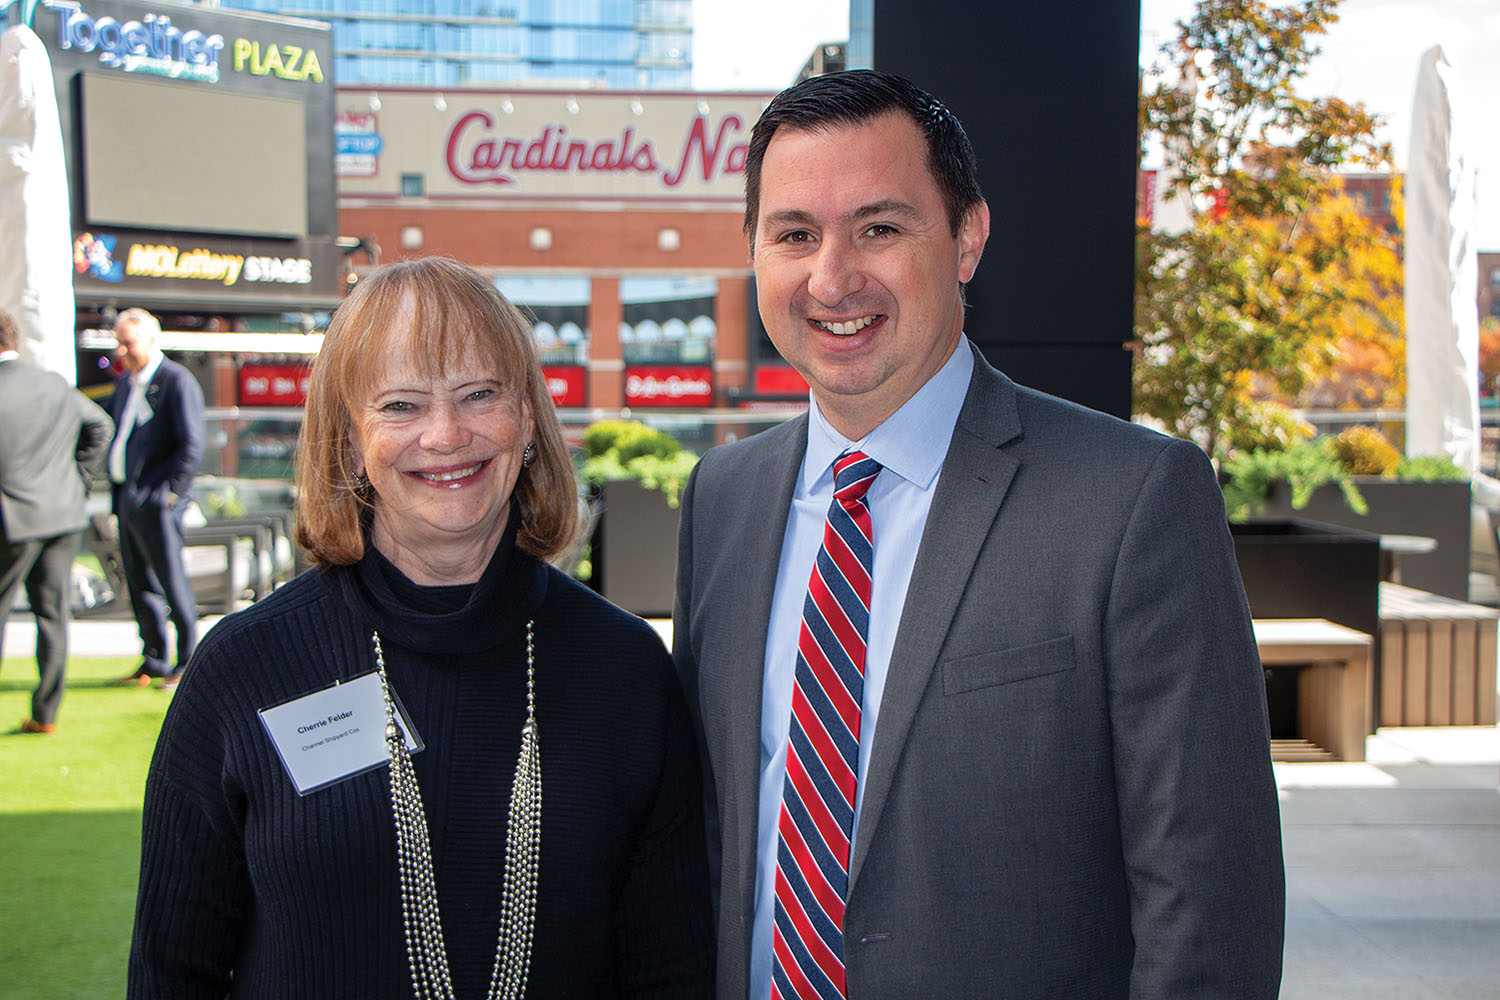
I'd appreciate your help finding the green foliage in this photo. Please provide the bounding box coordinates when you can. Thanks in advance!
[580,419,681,463]
[1220,437,1366,520]
[1395,454,1468,482]
[1224,400,1315,453]
[1220,432,1470,520]
[578,420,698,508]
[200,483,246,520]
[1135,0,1397,458]
[1332,425,1400,477]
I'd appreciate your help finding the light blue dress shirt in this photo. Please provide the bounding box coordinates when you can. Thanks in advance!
[747,338,975,999]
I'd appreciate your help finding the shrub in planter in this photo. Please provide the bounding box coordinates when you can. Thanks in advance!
[1222,427,1471,600]
[579,419,698,508]
[1221,428,1465,522]
[574,420,700,615]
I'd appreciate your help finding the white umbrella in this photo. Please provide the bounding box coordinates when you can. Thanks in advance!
[1404,45,1479,476]
[0,23,75,382]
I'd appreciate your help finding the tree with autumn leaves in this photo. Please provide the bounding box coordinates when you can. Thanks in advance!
[1135,0,1404,460]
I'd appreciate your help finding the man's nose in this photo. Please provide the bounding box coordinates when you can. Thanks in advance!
[808,242,865,306]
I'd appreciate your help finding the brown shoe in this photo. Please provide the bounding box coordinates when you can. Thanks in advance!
[19,718,57,734]
[109,668,156,688]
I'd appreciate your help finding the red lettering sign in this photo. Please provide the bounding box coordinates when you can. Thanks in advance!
[445,111,747,190]
[239,364,311,406]
[542,365,587,407]
[624,365,714,408]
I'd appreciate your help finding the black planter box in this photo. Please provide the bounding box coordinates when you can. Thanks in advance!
[1259,479,1472,601]
[590,480,679,619]
[1231,518,1383,735]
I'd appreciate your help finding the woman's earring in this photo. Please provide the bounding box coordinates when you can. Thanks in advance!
[521,442,537,469]
[353,471,371,492]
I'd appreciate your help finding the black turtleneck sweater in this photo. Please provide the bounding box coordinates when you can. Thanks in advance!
[128,521,714,998]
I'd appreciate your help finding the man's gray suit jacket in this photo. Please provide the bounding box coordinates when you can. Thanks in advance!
[0,359,114,543]
[672,346,1285,998]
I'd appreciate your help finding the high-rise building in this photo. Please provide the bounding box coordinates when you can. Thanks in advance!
[210,0,691,88]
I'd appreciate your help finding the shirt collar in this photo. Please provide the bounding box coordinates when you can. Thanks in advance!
[802,335,975,493]
[132,351,163,387]
[0,351,18,363]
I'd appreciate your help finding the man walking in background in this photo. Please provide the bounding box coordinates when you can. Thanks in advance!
[0,308,114,733]
[105,308,205,689]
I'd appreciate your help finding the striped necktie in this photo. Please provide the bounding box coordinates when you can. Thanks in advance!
[772,449,881,1000]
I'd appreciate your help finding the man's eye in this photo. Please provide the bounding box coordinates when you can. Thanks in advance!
[779,230,813,244]
[866,224,898,237]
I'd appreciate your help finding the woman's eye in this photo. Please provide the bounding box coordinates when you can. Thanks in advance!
[379,400,413,413]
[467,388,496,402]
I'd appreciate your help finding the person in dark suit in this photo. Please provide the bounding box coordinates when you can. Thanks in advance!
[105,308,205,689]
[672,70,1285,999]
[0,308,114,733]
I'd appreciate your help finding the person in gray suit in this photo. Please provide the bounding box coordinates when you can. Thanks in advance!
[104,308,205,688]
[672,71,1285,999]
[0,308,114,733]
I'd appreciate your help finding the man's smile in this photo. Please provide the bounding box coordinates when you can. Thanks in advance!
[813,315,881,336]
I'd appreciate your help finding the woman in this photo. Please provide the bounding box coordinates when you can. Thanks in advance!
[128,258,713,998]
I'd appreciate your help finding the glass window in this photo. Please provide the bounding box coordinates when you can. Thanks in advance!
[400,173,425,197]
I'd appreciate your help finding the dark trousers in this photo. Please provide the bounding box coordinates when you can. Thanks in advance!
[0,531,82,726]
[116,501,197,676]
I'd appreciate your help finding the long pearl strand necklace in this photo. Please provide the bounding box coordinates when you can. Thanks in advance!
[372,624,541,1000]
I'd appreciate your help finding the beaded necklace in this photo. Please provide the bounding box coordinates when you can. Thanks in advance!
[372,625,540,1000]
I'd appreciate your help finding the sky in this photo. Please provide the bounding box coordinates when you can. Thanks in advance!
[692,0,1500,248]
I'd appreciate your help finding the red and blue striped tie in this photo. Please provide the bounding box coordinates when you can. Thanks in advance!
[772,450,881,1000]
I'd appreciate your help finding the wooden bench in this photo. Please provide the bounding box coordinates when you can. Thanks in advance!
[1254,619,1372,762]
[1379,583,1498,727]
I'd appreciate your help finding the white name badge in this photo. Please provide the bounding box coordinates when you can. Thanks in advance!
[257,671,422,796]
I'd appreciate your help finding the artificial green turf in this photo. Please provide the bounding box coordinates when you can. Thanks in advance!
[0,654,172,1000]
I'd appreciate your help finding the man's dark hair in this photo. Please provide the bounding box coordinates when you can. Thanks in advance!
[0,309,18,352]
[743,69,984,244]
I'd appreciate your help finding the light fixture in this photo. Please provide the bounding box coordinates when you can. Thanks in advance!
[529,227,552,251]
[500,97,514,114]
[630,97,644,116]
[433,93,447,112]
[565,96,580,115]
[400,226,424,250]
[657,228,681,252]
[367,92,381,112]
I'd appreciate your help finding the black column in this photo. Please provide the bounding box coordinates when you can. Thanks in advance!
[873,1,1141,419]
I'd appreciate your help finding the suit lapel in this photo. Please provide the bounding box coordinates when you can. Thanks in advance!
[850,351,1023,887]
[720,417,807,909]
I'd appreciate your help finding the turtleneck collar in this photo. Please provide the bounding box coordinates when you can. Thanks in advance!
[337,508,548,655]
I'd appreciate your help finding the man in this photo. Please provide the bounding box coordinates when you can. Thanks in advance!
[105,308,205,688]
[0,309,114,733]
[672,71,1285,999]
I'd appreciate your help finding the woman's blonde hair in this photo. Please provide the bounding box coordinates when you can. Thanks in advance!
[294,257,578,565]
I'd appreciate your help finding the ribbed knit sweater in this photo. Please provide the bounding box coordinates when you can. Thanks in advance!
[128,521,714,998]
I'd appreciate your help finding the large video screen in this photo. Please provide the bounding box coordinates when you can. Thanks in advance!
[80,73,307,239]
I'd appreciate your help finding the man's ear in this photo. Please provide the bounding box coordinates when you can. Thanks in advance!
[958,201,990,284]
